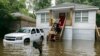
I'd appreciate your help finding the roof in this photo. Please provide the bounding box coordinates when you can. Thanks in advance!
[11,12,36,23]
[36,2,99,13]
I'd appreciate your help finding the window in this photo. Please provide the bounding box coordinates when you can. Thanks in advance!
[41,13,50,23]
[17,29,30,33]
[41,13,45,23]
[40,29,44,33]
[36,29,40,33]
[75,11,81,22]
[46,13,50,22]
[31,29,36,34]
[82,11,88,22]
[75,11,88,23]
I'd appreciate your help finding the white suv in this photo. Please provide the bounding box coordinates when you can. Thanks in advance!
[3,27,44,43]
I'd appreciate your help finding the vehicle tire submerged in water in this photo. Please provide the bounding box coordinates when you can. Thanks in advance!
[24,38,30,44]
[33,38,43,54]
[40,36,44,41]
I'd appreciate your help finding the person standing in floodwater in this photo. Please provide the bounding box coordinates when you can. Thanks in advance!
[33,38,44,55]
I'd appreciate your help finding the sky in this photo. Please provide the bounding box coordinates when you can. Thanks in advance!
[51,0,56,6]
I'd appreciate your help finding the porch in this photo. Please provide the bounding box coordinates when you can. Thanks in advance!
[47,8,74,41]
[49,8,74,26]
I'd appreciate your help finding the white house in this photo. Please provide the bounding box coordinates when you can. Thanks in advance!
[35,2,99,40]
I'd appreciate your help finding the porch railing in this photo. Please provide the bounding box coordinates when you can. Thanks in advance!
[55,19,72,26]
[59,18,66,39]
[96,25,100,40]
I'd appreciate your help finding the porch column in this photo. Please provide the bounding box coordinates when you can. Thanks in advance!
[69,8,74,26]
[49,10,54,26]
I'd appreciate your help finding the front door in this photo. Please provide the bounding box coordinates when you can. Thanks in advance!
[59,13,65,26]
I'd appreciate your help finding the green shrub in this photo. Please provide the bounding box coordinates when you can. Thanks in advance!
[96,14,100,27]
[0,9,14,38]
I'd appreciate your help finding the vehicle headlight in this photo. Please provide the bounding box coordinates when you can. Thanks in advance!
[16,37,22,40]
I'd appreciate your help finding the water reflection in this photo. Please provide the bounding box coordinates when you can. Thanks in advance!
[3,42,40,56]
[1,40,100,56]
[95,41,100,56]
[47,40,95,56]
[47,41,66,56]
[72,40,95,56]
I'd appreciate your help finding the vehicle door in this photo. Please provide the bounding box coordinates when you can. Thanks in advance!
[31,29,36,41]
[40,29,43,33]
[36,28,41,39]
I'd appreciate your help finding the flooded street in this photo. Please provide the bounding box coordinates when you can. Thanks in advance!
[0,40,100,56]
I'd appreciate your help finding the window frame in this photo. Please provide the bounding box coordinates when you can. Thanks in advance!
[36,29,40,33]
[31,29,36,34]
[45,13,50,23]
[41,13,50,23]
[40,29,44,33]
[41,13,45,23]
[75,11,88,23]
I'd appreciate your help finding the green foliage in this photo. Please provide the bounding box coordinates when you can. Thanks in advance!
[92,0,100,9]
[56,0,72,4]
[0,0,28,38]
[74,0,100,8]
[0,9,14,38]
[96,14,100,27]
[56,0,65,4]
[29,13,36,19]
[0,0,28,13]
[34,0,51,11]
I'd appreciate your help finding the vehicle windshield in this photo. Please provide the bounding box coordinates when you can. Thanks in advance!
[17,29,30,33]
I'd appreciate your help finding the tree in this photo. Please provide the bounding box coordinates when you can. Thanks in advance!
[56,0,65,4]
[0,0,28,14]
[96,14,100,27]
[0,0,28,38]
[92,0,100,9]
[34,0,51,11]
[0,9,14,38]
[56,0,72,4]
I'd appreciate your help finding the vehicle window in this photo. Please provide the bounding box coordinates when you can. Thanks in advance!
[36,29,40,33]
[40,29,44,33]
[31,29,36,34]
[17,29,30,33]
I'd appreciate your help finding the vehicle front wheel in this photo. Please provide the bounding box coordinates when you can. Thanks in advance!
[24,38,30,44]
[40,36,44,41]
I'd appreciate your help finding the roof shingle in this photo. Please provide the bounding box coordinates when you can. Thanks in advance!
[36,2,99,13]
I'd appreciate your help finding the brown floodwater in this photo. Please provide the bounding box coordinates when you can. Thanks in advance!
[0,39,100,56]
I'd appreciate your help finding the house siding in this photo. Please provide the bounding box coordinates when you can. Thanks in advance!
[63,27,72,40]
[73,29,95,40]
[73,10,96,29]
[72,10,96,40]
[36,13,49,28]
[36,10,96,40]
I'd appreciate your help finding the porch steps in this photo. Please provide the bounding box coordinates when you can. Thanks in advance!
[59,18,66,40]
[47,18,66,41]
[96,25,100,40]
